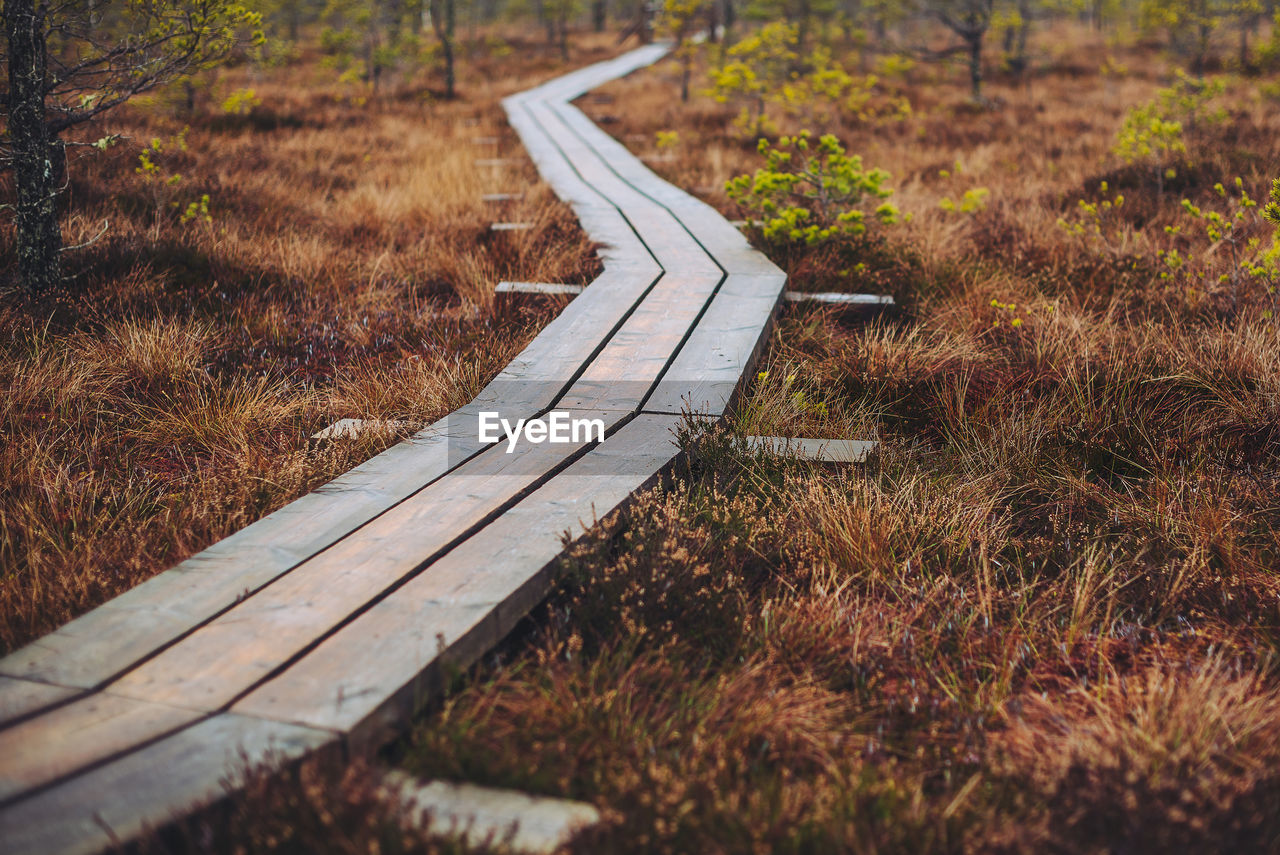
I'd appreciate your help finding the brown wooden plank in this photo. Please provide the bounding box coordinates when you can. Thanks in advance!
[558,273,723,413]
[105,413,620,713]
[643,272,786,417]
[0,713,334,855]
[0,693,203,803]
[519,98,718,276]
[232,415,682,744]
[383,772,601,854]
[746,436,878,462]
[0,676,80,728]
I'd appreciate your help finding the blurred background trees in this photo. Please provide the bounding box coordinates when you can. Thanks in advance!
[4,0,1280,294]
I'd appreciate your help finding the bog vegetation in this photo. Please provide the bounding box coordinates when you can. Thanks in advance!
[4,0,1280,852]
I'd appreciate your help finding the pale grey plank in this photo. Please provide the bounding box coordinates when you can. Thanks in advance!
[383,772,600,855]
[311,418,414,441]
[746,436,878,463]
[495,281,585,295]
[0,714,334,855]
[232,415,682,744]
[0,675,80,728]
[643,272,786,417]
[0,693,203,803]
[784,291,894,306]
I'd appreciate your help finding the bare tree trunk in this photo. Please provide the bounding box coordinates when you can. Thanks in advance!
[593,0,606,32]
[432,0,456,97]
[968,32,983,99]
[6,0,63,294]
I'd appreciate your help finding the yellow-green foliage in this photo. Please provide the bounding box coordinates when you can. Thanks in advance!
[134,128,214,228]
[726,132,902,245]
[708,22,798,136]
[658,0,705,44]
[940,187,990,215]
[710,31,910,136]
[1161,177,1280,316]
[1114,72,1226,172]
[874,53,916,79]
[1058,181,1126,245]
[220,87,261,115]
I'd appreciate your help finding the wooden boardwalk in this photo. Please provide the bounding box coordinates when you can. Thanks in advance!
[0,44,787,854]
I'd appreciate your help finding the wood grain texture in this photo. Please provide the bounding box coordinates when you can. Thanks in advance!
[0,714,334,855]
[0,693,203,803]
[0,676,79,728]
[784,291,894,306]
[495,281,585,295]
[643,272,786,417]
[746,436,878,463]
[232,415,682,745]
[106,417,612,712]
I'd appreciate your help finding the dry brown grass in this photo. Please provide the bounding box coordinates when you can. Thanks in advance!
[379,21,1280,854]
[8,19,1280,855]
[0,38,613,652]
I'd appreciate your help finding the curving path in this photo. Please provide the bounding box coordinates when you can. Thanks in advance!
[0,44,786,854]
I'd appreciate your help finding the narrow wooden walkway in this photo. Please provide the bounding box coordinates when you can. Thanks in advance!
[0,44,786,854]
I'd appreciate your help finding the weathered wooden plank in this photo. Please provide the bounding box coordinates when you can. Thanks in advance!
[481,192,523,202]
[503,103,655,270]
[495,281,585,295]
[518,98,718,276]
[0,413,473,691]
[383,773,601,854]
[0,714,334,855]
[490,222,533,231]
[558,273,724,413]
[643,272,786,417]
[746,436,878,463]
[0,693,203,803]
[0,41,720,855]
[311,418,414,441]
[784,291,894,307]
[547,107,776,276]
[232,415,682,743]
[106,413,619,713]
[0,676,80,728]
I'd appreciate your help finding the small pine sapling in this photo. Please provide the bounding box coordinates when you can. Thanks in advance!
[726,132,904,245]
